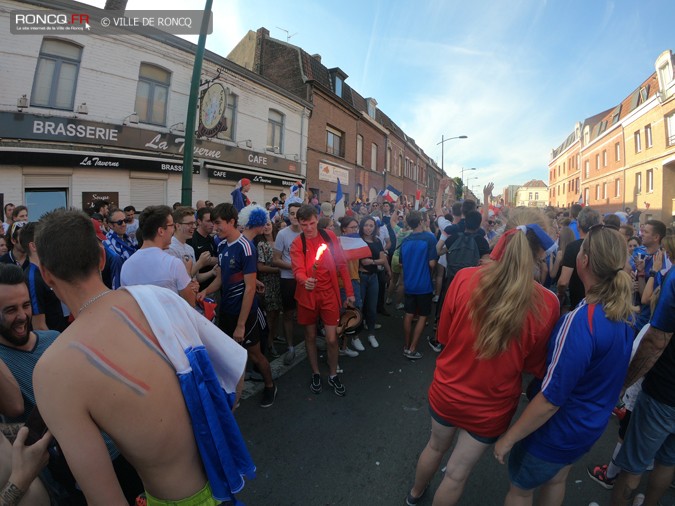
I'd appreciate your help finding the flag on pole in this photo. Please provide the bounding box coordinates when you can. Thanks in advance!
[339,234,372,261]
[415,189,421,210]
[577,193,585,207]
[381,185,401,203]
[334,178,346,220]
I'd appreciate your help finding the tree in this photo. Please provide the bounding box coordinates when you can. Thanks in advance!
[453,177,464,200]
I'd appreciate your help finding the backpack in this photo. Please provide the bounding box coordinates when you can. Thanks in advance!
[445,232,480,280]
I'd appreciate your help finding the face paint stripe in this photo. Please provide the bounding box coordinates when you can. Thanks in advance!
[110,306,172,368]
[69,341,150,396]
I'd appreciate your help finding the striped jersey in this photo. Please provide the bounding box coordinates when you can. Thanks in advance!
[218,234,258,316]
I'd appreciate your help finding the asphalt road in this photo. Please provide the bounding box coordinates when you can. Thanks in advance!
[233,305,675,506]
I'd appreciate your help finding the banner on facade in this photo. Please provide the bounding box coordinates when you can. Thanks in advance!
[206,165,305,188]
[318,162,349,184]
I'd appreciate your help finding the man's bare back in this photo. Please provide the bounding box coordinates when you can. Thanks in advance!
[34,290,207,505]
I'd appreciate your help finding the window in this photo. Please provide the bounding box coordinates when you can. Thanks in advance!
[535,192,539,200]
[216,91,238,141]
[267,109,284,152]
[367,99,377,119]
[398,154,403,177]
[326,126,343,157]
[563,162,566,174]
[596,154,600,170]
[371,143,378,171]
[334,76,342,98]
[386,146,391,173]
[529,192,533,201]
[602,182,607,199]
[615,142,621,162]
[603,150,607,167]
[667,112,675,147]
[595,185,600,200]
[576,178,580,193]
[562,183,565,194]
[636,172,642,194]
[615,178,620,197]
[645,124,652,148]
[634,131,642,153]
[584,160,590,178]
[611,105,622,125]
[31,38,83,110]
[356,135,363,166]
[647,169,654,192]
[135,63,171,125]
[25,188,68,219]
[584,188,589,205]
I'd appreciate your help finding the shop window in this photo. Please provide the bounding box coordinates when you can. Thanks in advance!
[25,188,68,218]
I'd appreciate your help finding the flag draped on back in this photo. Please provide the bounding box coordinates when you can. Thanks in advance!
[334,178,346,220]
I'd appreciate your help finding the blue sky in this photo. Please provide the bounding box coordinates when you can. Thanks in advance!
[83,0,675,194]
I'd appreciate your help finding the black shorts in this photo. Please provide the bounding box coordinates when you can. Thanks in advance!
[280,278,297,311]
[404,293,433,317]
[219,310,261,348]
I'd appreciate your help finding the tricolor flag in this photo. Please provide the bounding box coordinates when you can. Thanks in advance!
[382,184,401,203]
[577,193,585,207]
[339,234,372,261]
[415,189,422,210]
[334,178,346,220]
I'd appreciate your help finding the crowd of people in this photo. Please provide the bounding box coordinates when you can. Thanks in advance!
[0,176,674,506]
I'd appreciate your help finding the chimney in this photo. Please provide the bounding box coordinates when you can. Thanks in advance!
[104,0,128,10]
[311,54,321,63]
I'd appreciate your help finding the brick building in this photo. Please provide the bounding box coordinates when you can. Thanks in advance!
[228,27,442,206]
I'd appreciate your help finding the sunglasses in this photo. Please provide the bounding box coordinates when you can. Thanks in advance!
[111,220,125,226]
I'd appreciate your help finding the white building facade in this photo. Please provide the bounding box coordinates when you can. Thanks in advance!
[0,0,310,217]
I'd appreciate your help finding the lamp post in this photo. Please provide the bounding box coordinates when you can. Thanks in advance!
[436,135,468,177]
[461,167,477,189]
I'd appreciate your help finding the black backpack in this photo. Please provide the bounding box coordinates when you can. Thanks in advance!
[446,232,480,280]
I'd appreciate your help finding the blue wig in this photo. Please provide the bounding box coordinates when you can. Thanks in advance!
[239,204,269,229]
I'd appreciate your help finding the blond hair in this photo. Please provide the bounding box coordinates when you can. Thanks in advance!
[468,230,542,359]
[582,227,637,322]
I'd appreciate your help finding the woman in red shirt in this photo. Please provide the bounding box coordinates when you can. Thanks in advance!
[405,217,560,506]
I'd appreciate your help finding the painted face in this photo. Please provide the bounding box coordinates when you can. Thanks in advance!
[299,216,318,238]
[0,283,32,347]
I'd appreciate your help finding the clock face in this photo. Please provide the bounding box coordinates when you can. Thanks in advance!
[200,84,226,131]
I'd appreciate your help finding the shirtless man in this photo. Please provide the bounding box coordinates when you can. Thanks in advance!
[32,210,249,506]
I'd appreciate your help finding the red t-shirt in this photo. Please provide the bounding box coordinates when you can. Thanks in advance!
[428,266,560,438]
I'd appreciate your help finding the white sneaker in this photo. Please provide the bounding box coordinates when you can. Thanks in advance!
[351,338,365,351]
[339,347,359,357]
[385,297,392,305]
[364,323,382,330]
[368,335,379,348]
[396,303,405,310]
[432,295,439,303]
[632,493,645,506]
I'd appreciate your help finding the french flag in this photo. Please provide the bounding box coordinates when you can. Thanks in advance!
[334,178,346,220]
[339,234,372,261]
[382,185,401,203]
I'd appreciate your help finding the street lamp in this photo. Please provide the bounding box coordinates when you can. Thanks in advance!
[461,167,477,188]
[437,135,468,177]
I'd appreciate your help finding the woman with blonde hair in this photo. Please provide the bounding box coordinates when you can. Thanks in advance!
[404,224,560,506]
[495,225,635,506]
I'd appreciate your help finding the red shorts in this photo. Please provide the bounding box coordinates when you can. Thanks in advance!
[297,290,340,326]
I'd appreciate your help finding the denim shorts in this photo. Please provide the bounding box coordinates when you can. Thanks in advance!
[428,404,499,445]
[508,442,571,490]
[615,390,675,473]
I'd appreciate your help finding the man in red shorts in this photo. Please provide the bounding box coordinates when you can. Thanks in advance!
[290,205,354,396]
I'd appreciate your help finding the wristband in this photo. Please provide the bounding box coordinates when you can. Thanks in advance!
[648,270,657,278]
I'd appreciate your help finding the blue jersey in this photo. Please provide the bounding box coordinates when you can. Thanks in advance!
[522,301,632,463]
[218,235,258,316]
[399,231,437,295]
[643,269,675,405]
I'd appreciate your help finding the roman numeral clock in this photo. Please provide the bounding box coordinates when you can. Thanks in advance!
[197,83,228,138]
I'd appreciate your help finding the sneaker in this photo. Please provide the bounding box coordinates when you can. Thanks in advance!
[386,297,392,305]
[396,302,405,310]
[336,364,344,374]
[368,335,379,348]
[632,493,645,506]
[310,373,322,394]
[260,383,277,408]
[364,323,382,330]
[268,344,281,358]
[586,464,615,490]
[352,338,365,351]
[405,485,428,505]
[427,336,442,353]
[283,348,296,366]
[339,347,359,357]
[432,295,439,303]
[274,335,287,344]
[328,375,346,396]
[407,350,423,360]
[403,349,410,357]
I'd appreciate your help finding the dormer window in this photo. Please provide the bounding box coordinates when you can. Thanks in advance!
[335,76,343,98]
[367,98,377,119]
[655,50,673,93]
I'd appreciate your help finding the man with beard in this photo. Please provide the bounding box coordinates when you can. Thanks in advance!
[0,263,59,423]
